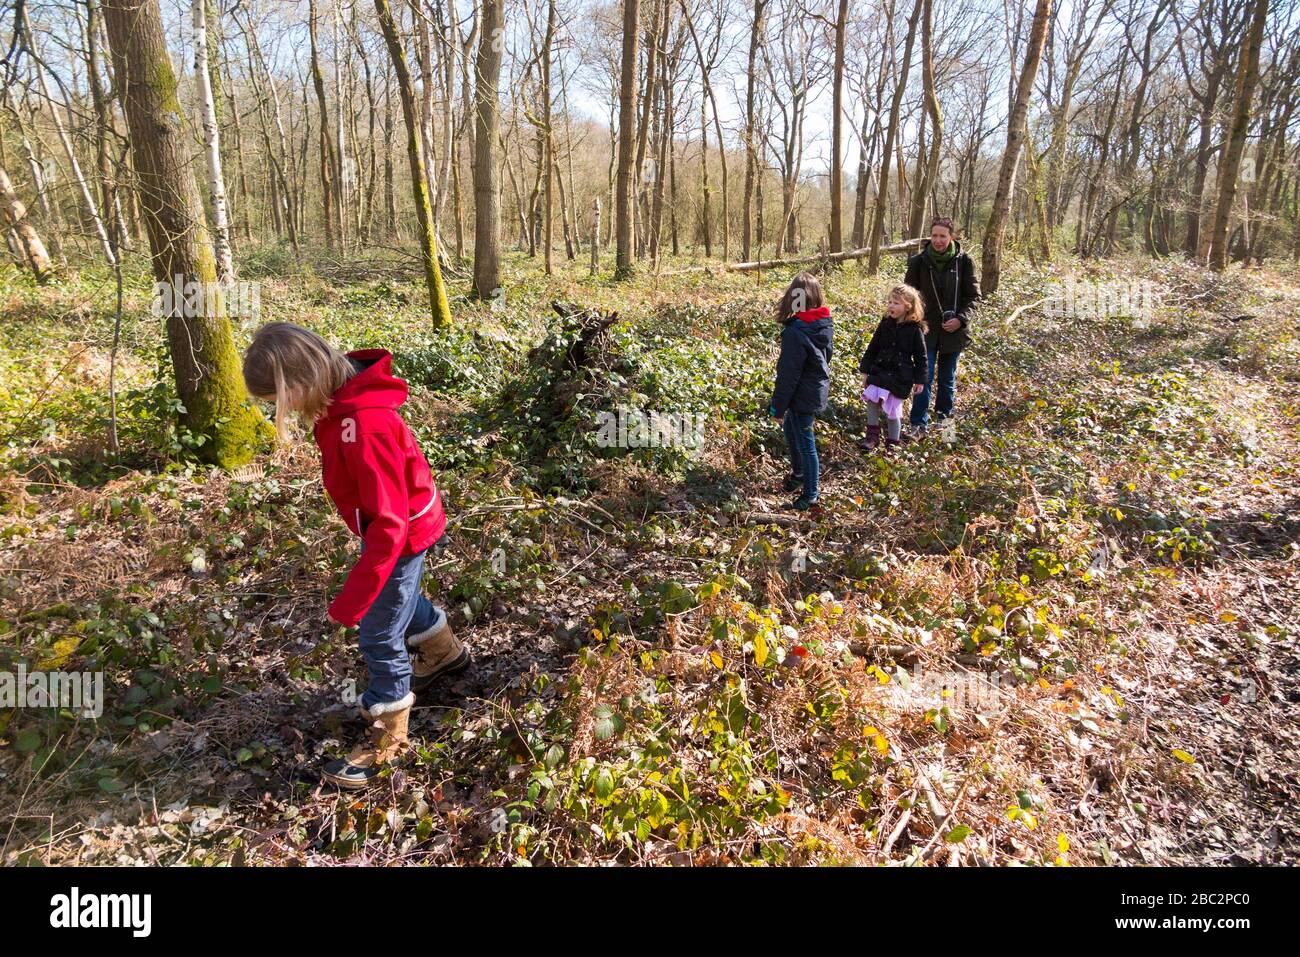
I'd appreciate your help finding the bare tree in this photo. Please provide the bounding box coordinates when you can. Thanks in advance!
[867,0,922,274]
[981,0,1053,294]
[1208,0,1269,270]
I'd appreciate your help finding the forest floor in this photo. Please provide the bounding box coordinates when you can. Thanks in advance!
[0,247,1296,866]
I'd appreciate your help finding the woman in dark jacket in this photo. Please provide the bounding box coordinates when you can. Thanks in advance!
[769,271,833,511]
[858,284,928,451]
[903,216,981,436]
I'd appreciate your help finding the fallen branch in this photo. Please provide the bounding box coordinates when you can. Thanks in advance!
[726,238,926,273]
[741,511,808,527]
[998,295,1052,329]
[882,791,917,856]
[650,238,927,277]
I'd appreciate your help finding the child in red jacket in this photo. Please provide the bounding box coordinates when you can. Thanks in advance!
[243,322,470,789]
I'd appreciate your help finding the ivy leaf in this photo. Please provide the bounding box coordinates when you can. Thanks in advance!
[544,744,565,769]
[593,705,622,741]
[944,825,973,843]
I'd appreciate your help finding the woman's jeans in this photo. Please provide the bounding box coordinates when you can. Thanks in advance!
[355,548,445,710]
[911,349,961,428]
[783,411,819,501]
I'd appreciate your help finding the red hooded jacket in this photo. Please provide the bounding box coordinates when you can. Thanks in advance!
[314,350,447,626]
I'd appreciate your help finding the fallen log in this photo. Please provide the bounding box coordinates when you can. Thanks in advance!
[725,238,926,273]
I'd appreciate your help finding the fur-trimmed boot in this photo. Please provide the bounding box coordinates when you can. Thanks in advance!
[856,424,882,451]
[408,608,470,693]
[321,692,414,790]
[883,436,902,454]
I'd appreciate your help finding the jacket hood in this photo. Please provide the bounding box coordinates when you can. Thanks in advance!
[324,349,409,417]
[795,305,831,323]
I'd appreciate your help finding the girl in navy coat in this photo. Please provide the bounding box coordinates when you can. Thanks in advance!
[769,272,834,511]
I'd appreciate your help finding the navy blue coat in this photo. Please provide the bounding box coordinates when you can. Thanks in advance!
[771,308,834,416]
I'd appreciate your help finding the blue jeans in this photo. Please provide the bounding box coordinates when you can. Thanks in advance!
[911,350,960,428]
[782,411,819,501]
[356,548,442,709]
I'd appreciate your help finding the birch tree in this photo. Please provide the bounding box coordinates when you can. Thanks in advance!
[0,165,55,281]
[194,0,235,282]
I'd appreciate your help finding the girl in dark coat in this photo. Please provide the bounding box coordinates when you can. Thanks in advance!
[858,284,928,451]
[769,272,834,511]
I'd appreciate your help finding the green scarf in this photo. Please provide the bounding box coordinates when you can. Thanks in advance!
[925,241,957,268]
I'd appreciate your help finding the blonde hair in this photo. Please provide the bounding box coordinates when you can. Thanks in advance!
[887,284,928,333]
[242,322,354,442]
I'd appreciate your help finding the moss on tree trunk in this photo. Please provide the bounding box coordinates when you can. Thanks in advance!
[103,0,270,468]
[374,0,452,328]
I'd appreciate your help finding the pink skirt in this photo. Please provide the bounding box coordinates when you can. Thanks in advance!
[862,384,905,420]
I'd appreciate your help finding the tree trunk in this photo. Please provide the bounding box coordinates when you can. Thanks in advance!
[308,0,337,250]
[981,0,1052,295]
[911,0,943,240]
[374,0,453,326]
[542,0,556,275]
[102,0,268,467]
[867,0,923,275]
[1208,0,1268,271]
[238,7,299,252]
[699,95,712,256]
[741,0,768,261]
[85,0,129,254]
[385,66,397,232]
[828,0,848,253]
[472,0,504,299]
[633,0,666,259]
[614,0,640,278]
[680,0,730,261]
[333,0,350,250]
[193,0,235,282]
[0,165,55,281]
